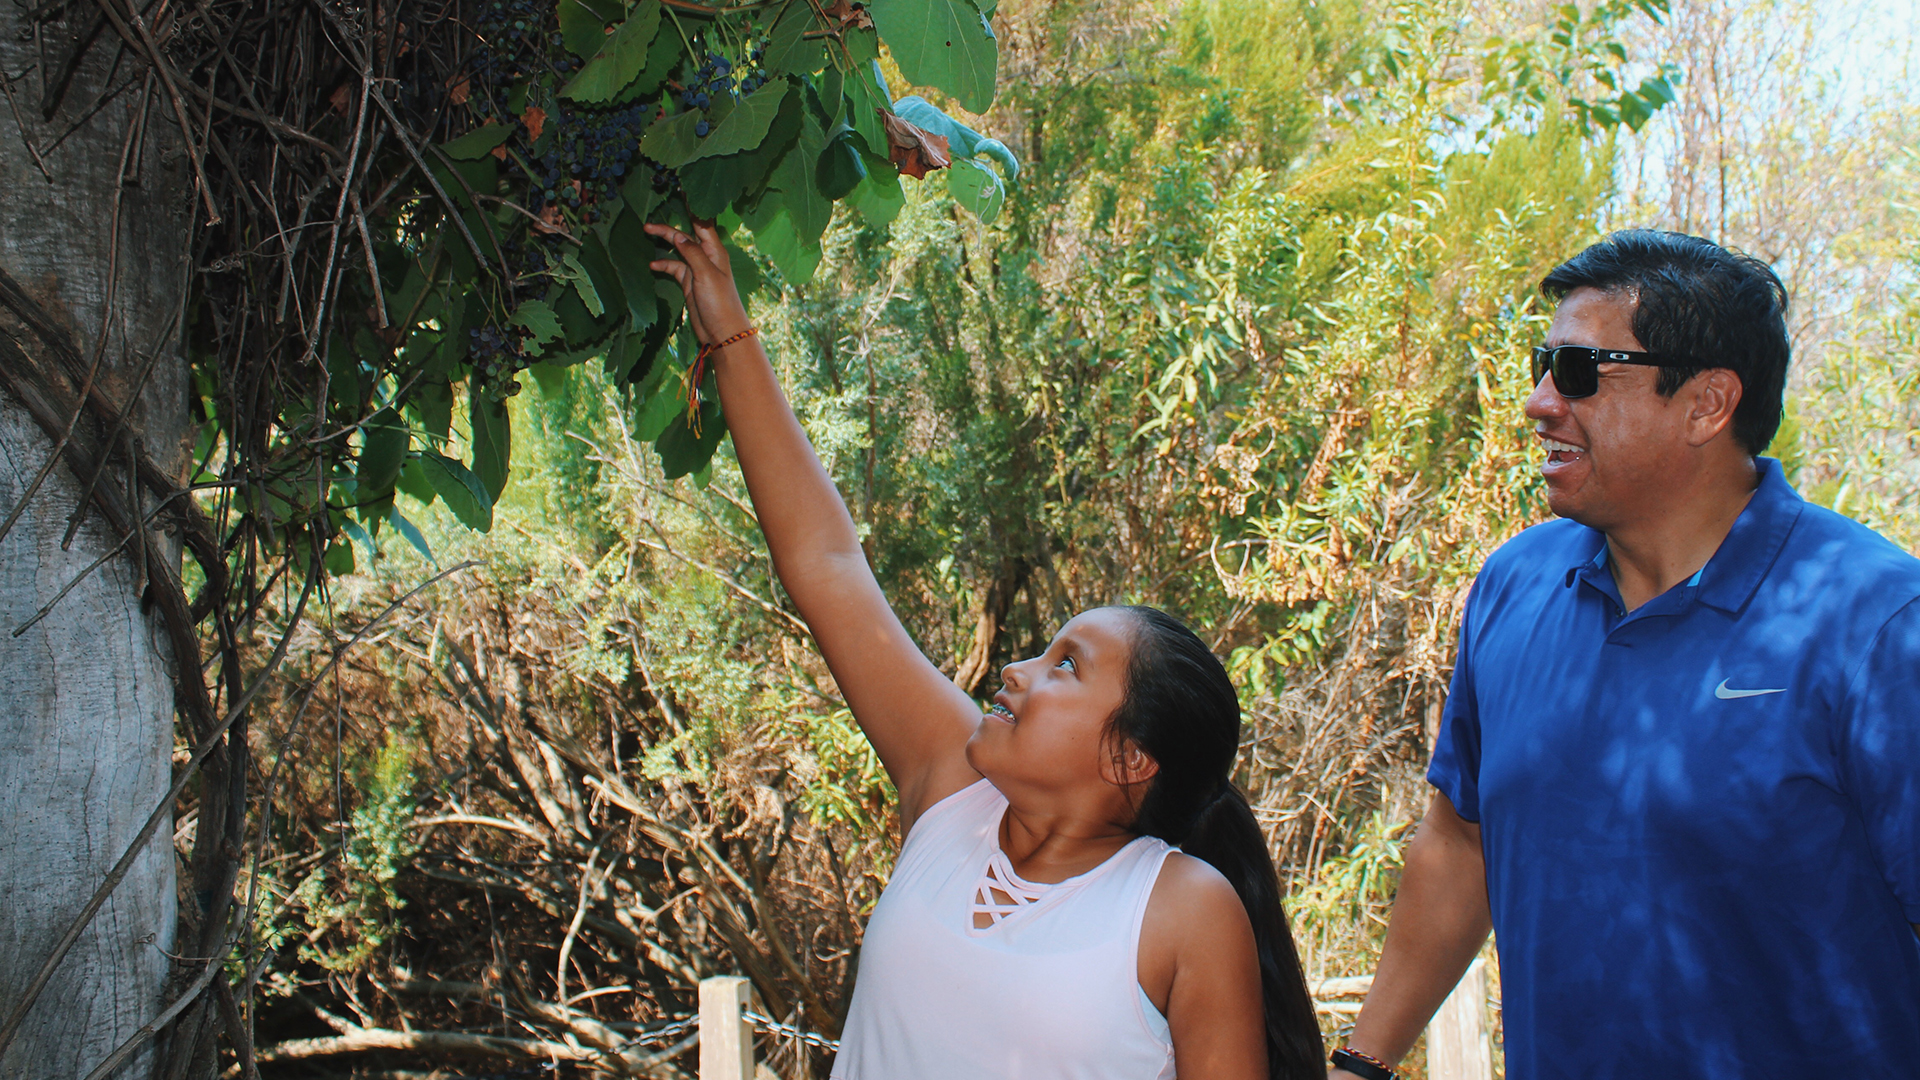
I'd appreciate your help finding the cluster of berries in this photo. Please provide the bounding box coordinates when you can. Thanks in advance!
[469,0,547,89]
[468,324,526,391]
[523,103,653,214]
[680,46,771,137]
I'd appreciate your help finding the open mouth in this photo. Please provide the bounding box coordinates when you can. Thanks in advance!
[987,695,1017,724]
[1540,437,1586,465]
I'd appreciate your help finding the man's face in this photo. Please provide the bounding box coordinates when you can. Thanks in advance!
[1525,286,1699,530]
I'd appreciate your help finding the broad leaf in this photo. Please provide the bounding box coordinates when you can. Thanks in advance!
[870,0,998,113]
[747,207,823,284]
[607,209,661,326]
[470,386,512,501]
[358,407,410,504]
[816,134,867,200]
[440,122,513,159]
[563,0,663,102]
[893,95,1020,180]
[641,81,791,170]
[946,157,1005,223]
[557,0,618,58]
[847,152,906,227]
[389,506,436,563]
[511,298,564,353]
[420,451,495,531]
[633,379,684,442]
[765,0,825,75]
[656,399,726,479]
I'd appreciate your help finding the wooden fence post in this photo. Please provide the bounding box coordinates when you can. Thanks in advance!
[1425,957,1492,1080]
[699,975,754,1080]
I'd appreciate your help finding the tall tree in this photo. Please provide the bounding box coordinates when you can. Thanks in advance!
[0,3,192,1077]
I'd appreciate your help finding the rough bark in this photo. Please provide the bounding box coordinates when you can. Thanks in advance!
[0,2,192,1075]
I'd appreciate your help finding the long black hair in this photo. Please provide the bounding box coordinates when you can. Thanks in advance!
[1108,606,1324,1080]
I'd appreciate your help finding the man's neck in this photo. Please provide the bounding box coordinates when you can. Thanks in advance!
[1605,457,1760,611]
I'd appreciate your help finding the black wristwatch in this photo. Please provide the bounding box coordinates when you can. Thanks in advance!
[1330,1047,1396,1080]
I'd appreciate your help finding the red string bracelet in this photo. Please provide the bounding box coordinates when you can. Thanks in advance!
[685,325,758,433]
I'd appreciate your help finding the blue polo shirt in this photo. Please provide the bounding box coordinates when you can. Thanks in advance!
[1430,458,1920,1078]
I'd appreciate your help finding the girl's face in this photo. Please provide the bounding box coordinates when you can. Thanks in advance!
[965,607,1138,796]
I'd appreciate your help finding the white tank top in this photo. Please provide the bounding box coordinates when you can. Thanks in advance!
[832,779,1178,1080]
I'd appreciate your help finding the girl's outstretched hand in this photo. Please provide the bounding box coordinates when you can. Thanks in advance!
[645,221,751,345]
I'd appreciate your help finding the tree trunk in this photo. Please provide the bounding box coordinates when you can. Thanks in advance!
[0,4,192,1076]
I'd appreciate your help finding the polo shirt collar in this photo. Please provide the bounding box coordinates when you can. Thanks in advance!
[1559,457,1804,615]
[1695,457,1803,614]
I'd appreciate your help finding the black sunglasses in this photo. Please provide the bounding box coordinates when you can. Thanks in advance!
[1530,345,1696,399]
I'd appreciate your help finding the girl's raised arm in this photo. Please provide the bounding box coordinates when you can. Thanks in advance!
[646,222,982,829]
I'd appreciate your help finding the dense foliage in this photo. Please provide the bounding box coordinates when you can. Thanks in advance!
[172,0,1920,1076]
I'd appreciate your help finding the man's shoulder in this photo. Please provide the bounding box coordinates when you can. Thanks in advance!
[1781,501,1920,606]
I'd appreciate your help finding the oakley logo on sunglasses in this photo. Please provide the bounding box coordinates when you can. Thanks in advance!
[1530,345,1697,399]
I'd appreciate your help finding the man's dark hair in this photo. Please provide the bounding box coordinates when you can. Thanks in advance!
[1541,229,1790,454]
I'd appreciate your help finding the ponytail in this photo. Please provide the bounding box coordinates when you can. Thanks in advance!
[1109,607,1325,1080]
[1180,784,1324,1080]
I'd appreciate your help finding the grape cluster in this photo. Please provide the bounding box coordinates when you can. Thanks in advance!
[522,103,652,215]
[470,0,549,91]
[468,324,525,392]
[678,46,771,137]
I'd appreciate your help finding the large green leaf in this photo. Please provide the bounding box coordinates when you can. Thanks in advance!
[746,207,823,284]
[420,451,495,531]
[847,152,906,227]
[870,0,997,113]
[945,157,1006,223]
[358,407,410,505]
[656,400,726,479]
[771,110,832,243]
[640,81,791,170]
[563,0,663,102]
[765,0,825,75]
[816,134,867,200]
[557,0,621,57]
[511,298,564,353]
[440,122,513,160]
[607,209,661,326]
[405,379,454,443]
[633,379,685,442]
[469,387,512,501]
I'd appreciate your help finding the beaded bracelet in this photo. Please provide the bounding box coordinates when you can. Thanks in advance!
[685,325,759,431]
[1330,1046,1396,1080]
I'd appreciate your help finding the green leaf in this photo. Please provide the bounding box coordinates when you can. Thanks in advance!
[771,108,833,242]
[847,61,892,161]
[406,380,454,443]
[608,208,661,326]
[656,399,725,479]
[870,0,998,113]
[558,251,605,317]
[746,207,822,284]
[945,157,1005,223]
[765,0,825,75]
[396,455,438,506]
[511,298,565,354]
[847,152,905,227]
[440,122,513,160]
[725,242,765,298]
[324,541,356,576]
[558,0,616,58]
[469,387,512,501]
[358,407,410,504]
[389,506,436,563]
[642,81,791,170]
[633,378,685,442]
[420,451,495,531]
[816,134,867,200]
[563,0,663,102]
[682,82,804,219]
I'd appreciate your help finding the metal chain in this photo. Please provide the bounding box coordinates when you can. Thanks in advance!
[743,1008,842,1052]
[629,1015,699,1047]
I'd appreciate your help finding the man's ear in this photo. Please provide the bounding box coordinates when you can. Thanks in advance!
[1685,368,1744,447]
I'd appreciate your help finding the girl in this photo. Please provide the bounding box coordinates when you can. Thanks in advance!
[647,221,1324,1080]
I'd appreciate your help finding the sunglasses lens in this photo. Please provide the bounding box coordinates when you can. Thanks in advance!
[1532,347,1598,397]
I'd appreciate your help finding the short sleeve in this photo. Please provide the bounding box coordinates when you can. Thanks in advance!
[1427,581,1485,822]
[1836,596,1920,922]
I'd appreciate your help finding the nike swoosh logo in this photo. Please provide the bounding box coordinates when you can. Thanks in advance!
[1714,679,1787,700]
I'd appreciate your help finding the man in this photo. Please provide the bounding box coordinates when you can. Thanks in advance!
[1328,230,1920,1080]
